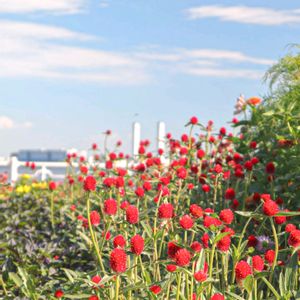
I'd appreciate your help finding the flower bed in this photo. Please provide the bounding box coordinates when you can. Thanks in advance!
[1,101,300,299]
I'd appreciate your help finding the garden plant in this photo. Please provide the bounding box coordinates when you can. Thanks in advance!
[0,51,300,300]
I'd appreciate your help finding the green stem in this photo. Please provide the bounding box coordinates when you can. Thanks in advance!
[176,273,182,300]
[231,217,252,284]
[87,196,105,273]
[50,193,55,230]
[115,275,120,300]
[269,218,279,282]
[208,243,217,296]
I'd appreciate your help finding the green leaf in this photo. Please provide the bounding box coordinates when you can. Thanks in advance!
[214,231,231,244]
[62,268,78,283]
[261,277,280,299]
[9,272,22,288]
[275,211,300,217]
[263,110,275,116]
[243,275,254,294]
[225,291,245,300]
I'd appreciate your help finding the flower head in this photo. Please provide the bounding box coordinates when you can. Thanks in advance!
[174,248,191,266]
[110,248,127,273]
[126,205,139,224]
[179,215,194,230]
[90,210,100,226]
[84,175,96,192]
[288,230,300,248]
[130,234,144,255]
[104,198,117,215]
[235,260,252,281]
[158,203,174,219]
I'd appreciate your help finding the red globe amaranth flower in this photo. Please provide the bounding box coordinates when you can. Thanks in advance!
[126,205,139,224]
[247,235,257,247]
[265,249,275,265]
[49,181,57,191]
[167,242,181,259]
[274,213,286,225]
[166,264,177,272]
[190,116,198,125]
[263,200,279,216]
[91,275,101,284]
[89,296,99,300]
[216,235,231,252]
[135,187,145,197]
[102,230,111,240]
[110,248,127,273]
[113,235,126,248]
[158,203,174,219]
[235,260,252,281]
[210,293,225,300]
[202,184,210,193]
[177,167,187,179]
[219,209,234,224]
[252,255,264,272]
[190,204,203,218]
[249,141,257,149]
[175,248,191,266]
[130,234,144,255]
[201,233,210,248]
[150,285,161,294]
[179,215,194,230]
[191,241,202,253]
[194,270,207,282]
[285,224,297,233]
[84,175,96,192]
[219,127,226,135]
[222,225,234,235]
[120,200,129,210]
[225,188,235,200]
[104,198,118,215]
[288,230,300,248]
[197,149,205,159]
[203,216,222,228]
[90,210,100,226]
[265,162,275,174]
[54,290,64,298]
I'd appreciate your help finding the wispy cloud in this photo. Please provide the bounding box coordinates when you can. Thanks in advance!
[0,19,274,83]
[0,20,149,85]
[0,116,33,129]
[185,5,300,26]
[183,67,263,79]
[136,48,273,80]
[0,0,86,14]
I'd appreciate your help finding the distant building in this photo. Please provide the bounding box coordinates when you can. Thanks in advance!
[15,150,67,162]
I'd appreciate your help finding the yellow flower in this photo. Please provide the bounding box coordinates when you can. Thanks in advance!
[23,185,31,193]
[16,185,24,194]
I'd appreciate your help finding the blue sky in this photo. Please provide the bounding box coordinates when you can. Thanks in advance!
[0,0,299,156]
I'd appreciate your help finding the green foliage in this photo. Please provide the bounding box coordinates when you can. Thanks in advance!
[236,47,300,209]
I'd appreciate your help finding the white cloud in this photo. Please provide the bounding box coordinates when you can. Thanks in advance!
[23,121,33,128]
[0,20,274,83]
[0,20,92,41]
[0,116,14,129]
[180,49,274,65]
[183,67,263,79]
[0,116,33,129]
[135,48,273,79]
[0,0,86,14]
[99,1,109,8]
[0,20,149,85]
[185,5,300,26]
